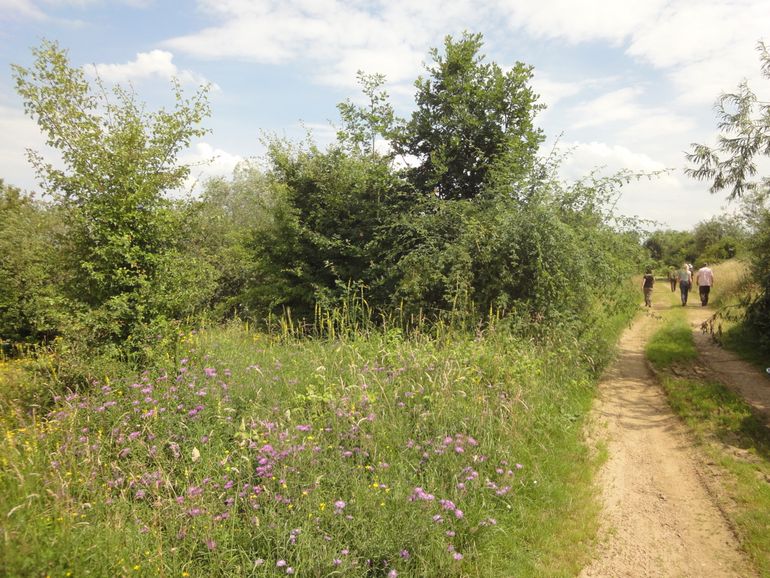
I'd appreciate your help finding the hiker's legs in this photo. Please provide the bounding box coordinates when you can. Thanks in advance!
[699,285,710,306]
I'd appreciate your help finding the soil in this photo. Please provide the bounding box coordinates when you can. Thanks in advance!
[687,306,770,425]
[579,298,764,578]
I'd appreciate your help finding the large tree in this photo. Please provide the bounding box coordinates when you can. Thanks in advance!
[394,32,544,200]
[12,40,212,344]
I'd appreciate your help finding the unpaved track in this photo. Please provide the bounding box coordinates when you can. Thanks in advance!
[687,306,770,424]
[580,305,756,578]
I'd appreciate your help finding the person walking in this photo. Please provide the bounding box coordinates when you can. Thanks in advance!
[678,263,692,306]
[668,266,678,292]
[696,262,714,306]
[642,267,655,307]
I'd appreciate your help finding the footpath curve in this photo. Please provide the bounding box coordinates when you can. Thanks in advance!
[580,306,756,578]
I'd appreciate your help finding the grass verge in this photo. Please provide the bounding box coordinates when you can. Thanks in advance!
[646,299,770,576]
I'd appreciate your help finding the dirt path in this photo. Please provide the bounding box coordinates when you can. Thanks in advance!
[686,306,770,424]
[580,305,756,578]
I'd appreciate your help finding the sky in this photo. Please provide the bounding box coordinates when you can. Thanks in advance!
[1,0,768,229]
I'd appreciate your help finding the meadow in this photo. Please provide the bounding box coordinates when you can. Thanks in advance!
[0,290,637,577]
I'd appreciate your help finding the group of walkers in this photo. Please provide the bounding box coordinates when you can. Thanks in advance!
[641,262,715,308]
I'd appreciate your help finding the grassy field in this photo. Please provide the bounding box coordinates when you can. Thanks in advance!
[645,273,770,576]
[0,290,637,578]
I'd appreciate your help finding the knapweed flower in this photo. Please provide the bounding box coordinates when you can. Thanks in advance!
[276,560,287,567]
[333,500,346,513]
[409,487,435,501]
[453,552,464,561]
[388,570,398,577]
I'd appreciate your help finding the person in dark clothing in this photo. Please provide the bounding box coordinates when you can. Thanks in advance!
[642,268,655,307]
[677,264,692,306]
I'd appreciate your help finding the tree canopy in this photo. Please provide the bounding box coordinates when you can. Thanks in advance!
[393,32,544,200]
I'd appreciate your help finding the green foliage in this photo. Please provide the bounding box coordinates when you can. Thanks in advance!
[741,193,770,352]
[12,40,212,354]
[337,71,397,155]
[643,229,695,266]
[393,32,544,200]
[241,137,415,318]
[644,215,747,270]
[391,160,644,328]
[0,180,69,347]
[184,164,279,318]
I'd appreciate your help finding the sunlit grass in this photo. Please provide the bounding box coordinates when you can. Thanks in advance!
[645,310,697,368]
[0,301,634,578]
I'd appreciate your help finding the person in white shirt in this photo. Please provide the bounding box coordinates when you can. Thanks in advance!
[696,263,714,306]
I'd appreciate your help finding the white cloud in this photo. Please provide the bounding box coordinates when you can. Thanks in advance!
[555,140,726,227]
[559,140,666,177]
[494,0,770,107]
[180,141,244,193]
[84,50,215,88]
[0,102,52,193]
[567,87,695,143]
[570,87,644,129]
[531,73,584,108]
[1,0,153,19]
[164,0,487,88]
[495,0,668,44]
[0,0,46,19]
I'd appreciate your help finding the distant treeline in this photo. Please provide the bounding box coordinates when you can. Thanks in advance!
[643,217,747,270]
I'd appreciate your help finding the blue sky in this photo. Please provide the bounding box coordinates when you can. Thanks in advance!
[2,0,768,228]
